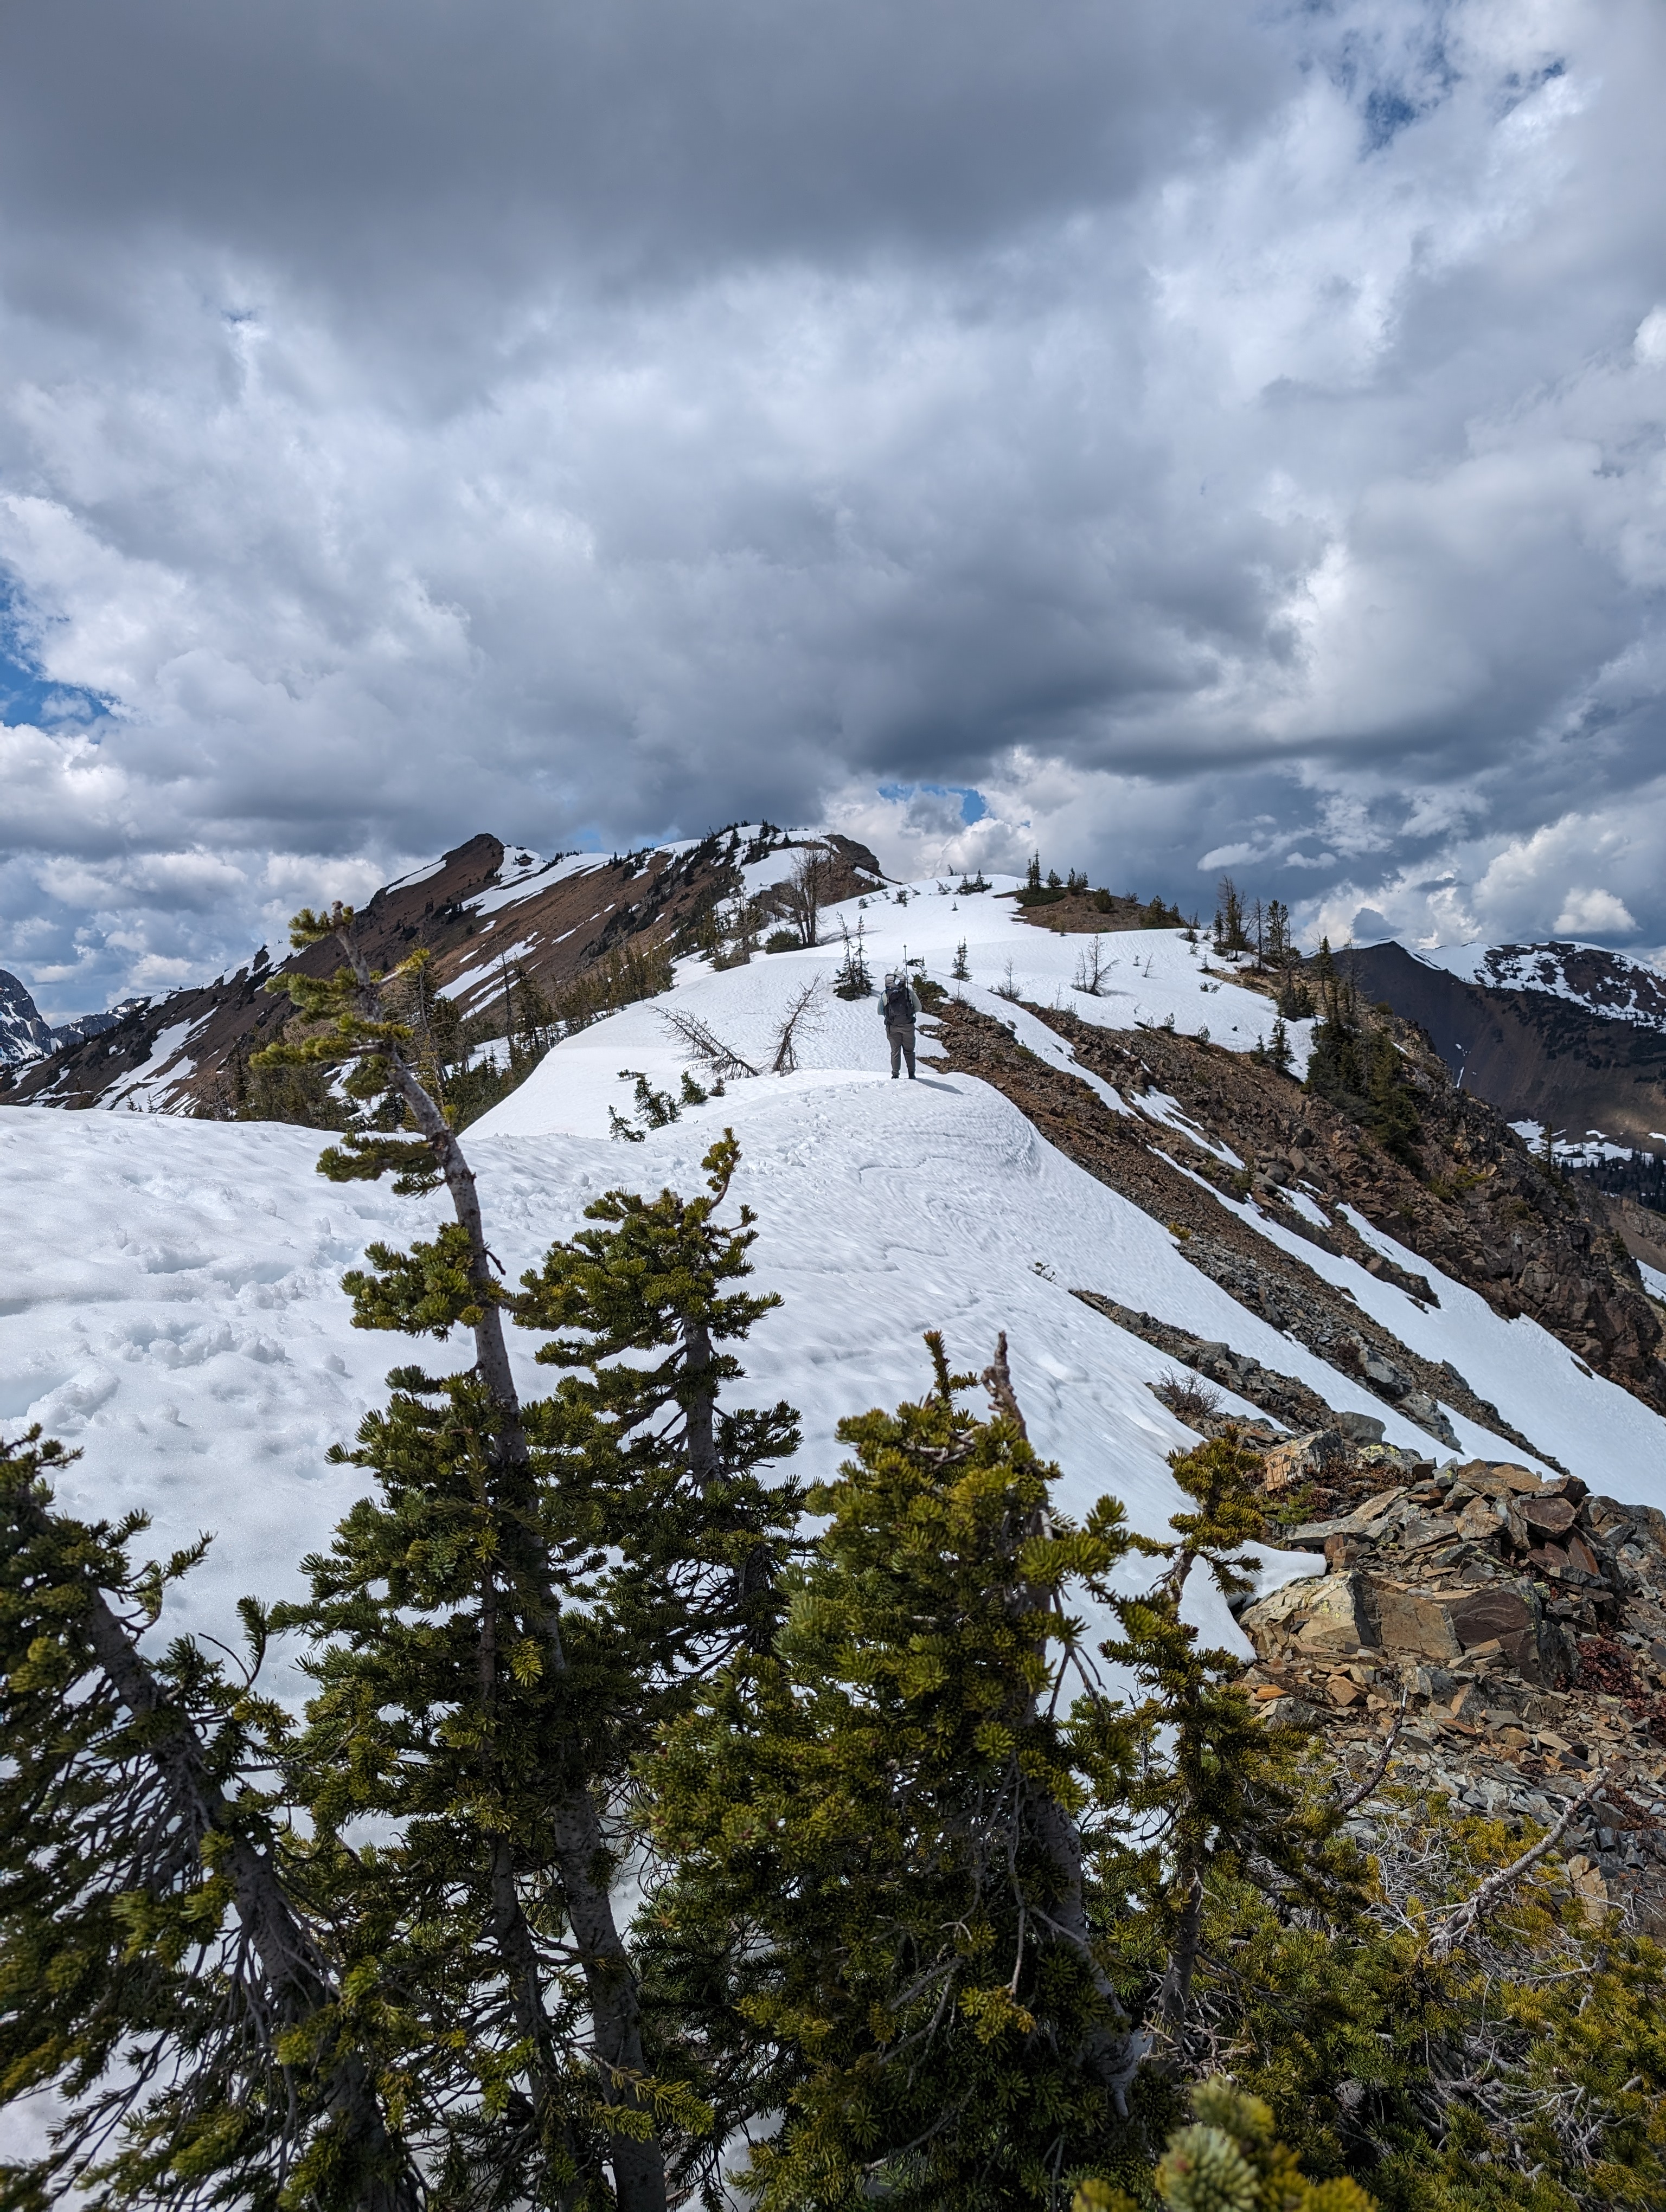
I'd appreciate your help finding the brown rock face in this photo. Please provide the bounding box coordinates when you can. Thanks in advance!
[1026,1000,1666,1416]
[1521,1495,1578,1538]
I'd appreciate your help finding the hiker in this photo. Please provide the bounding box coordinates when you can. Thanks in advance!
[880,968,918,1079]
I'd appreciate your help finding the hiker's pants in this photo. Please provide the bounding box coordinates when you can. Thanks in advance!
[888,1025,917,1078]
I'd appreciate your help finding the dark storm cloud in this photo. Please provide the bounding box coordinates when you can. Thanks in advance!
[0,0,1283,307]
[2,0,1666,1016]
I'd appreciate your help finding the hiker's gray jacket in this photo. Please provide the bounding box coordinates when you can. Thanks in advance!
[879,982,918,1030]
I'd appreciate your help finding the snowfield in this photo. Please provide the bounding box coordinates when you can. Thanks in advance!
[5,876,1666,1709]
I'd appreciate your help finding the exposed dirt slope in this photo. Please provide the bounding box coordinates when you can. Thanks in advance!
[931,997,1551,1457]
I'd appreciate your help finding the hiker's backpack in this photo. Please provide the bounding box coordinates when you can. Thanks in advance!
[884,979,913,1021]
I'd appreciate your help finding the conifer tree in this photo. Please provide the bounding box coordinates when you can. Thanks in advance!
[0,1429,418,2212]
[1096,1430,1357,2041]
[639,1335,1163,2210]
[252,903,693,2209]
[274,1129,800,2210]
[1263,899,1291,973]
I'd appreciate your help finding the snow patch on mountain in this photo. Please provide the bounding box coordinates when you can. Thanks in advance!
[8,867,1666,1725]
[1403,939,1666,1028]
[0,969,53,1064]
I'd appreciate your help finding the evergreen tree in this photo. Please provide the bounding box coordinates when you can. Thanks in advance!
[1304,991,1421,1173]
[251,902,719,2209]
[0,1429,418,2212]
[1364,1030,1422,1171]
[1028,853,1043,892]
[1095,1430,1358,2042]
[832,917,873,1000]
[274,1131,800,2211]
[640,1334,1158,2210]
[952,938,971,981]
[638,1346,1351,2209]
[1263,899,1291,973]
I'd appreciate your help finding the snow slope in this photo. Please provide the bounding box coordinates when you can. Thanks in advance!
[9,877,1666,1721]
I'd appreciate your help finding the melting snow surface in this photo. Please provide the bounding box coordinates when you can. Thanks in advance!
[5,877,1665,1724]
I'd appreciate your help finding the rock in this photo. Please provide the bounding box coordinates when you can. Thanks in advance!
[1259,1426,1350,1492]
[1565,1853,1611,1924]
[1400,1514,1455,1552]
[1286,1486,1411,1547]
[1335,1411,1387,1444]
[1454,1461,1549,1501]
[1545,1473,1590,1504]
[1520,1494,1577,1538]
[1454,1496,1502,1544]
[1240,1572,1370,1658]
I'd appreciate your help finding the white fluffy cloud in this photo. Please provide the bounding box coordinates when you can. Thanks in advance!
[2,0,1666,1011]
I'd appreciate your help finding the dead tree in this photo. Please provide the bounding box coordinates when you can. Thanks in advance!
[771,978,823,1075]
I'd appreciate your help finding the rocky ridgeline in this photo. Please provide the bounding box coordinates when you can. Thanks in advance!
[1232,1427,1666,1924]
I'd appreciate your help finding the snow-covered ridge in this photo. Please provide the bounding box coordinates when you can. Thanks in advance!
[8,864,1666,1718]
[1404,938,1666,1028]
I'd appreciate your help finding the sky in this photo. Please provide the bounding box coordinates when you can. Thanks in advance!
[1,0,1665,1017]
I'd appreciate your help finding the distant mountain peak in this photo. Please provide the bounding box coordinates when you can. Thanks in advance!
[1403,937,1666,1030]
[0,969,53,1064]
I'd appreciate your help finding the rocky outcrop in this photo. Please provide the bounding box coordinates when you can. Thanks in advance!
[1240,1449,1666,1925]
[1035,1001,1666,1414]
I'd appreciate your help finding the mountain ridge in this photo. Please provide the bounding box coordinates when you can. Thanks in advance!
[1349,936,1666,1154]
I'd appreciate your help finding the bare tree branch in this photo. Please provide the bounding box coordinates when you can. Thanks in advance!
[1430,1767,1616,1958]
[1334,1694,1408,1815]
[771,978,823,1075]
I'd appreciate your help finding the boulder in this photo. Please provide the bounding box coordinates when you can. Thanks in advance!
[1367,1580,1544,1677]
[1451,1458,1548,1498]
[1245,1570,1553,1679]
[1520,1494,1577,1539]
[1240,1572,1370,1659]
[1259,1427,1349,1492]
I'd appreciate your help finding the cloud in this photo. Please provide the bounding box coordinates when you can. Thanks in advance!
[1555,889,1637,935]
[2,0,1665,1010]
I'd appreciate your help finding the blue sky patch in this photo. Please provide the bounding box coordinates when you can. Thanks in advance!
[878,781,989,825]
[0,583,116,731]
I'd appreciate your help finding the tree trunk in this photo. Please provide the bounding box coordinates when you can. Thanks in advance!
[28,1487,420,2212]
[344,935,667,2212]
[981,1334,1149,2109]
[550,1790,669,2212]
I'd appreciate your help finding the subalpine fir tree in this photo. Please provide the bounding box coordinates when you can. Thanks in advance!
[252,902,790,2209]
[640,1335,1163,2211]
[1095,1429,1359,2041]
[0,1429,419,2212]
[274,1126,800,2210]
